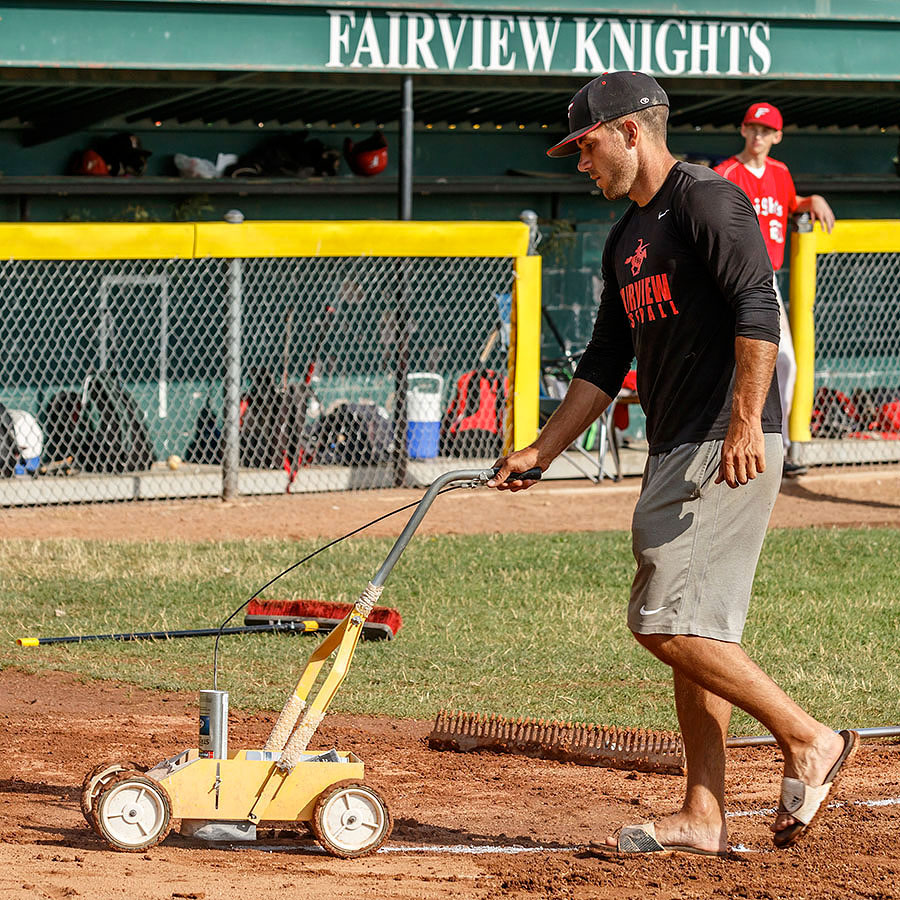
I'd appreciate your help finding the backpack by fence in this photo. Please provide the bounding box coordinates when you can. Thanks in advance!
[440,368,507,458]
[310,401,395,466]
[811,385,900,440]
[41,372,154,474]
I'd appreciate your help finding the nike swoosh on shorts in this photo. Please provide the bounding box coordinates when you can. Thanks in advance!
[639,605,669,615]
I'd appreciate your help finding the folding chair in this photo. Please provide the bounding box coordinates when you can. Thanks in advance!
[539,396,611,483]
[595,379,640,482]
[539,309,639,482]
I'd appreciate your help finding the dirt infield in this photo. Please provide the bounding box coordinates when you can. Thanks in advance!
[2,469,900,899]
[0,669,898,900]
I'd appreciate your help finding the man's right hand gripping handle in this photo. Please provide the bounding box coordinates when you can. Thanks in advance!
[488,447,545,490]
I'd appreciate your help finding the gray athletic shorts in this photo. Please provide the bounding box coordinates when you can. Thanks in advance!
[628,433,782,642]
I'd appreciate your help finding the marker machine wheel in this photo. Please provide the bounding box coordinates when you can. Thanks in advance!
[80,760,139,832]
[92,770,173,852]
[310,780,392,858]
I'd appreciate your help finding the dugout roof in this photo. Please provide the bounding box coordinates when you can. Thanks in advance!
[0,1,899,145]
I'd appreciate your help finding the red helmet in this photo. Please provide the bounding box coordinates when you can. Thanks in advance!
[75,149,109,176]
[343,131,388,177]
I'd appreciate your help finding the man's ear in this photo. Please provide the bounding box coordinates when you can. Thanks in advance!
[622,118,639,147]
[771,130,783,146]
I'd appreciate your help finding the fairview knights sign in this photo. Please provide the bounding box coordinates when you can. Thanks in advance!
[326,13,774,76]
[0,2,898,81]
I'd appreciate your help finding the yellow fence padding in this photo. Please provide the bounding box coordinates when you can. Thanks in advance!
[193,221,530,259]
[511,255,542,450]
[0,224,195,261]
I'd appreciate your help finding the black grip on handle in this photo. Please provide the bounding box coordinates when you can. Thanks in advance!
[492,466,543,483]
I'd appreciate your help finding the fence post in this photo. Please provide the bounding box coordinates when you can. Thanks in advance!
[788,213,816,444]
[391,259,411,488]
[222,210,244,500]
[511,213,542,452]
[519,209,541,255]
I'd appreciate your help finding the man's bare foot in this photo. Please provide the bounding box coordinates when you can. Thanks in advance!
[603,811,727,855]
[771,728,847,837]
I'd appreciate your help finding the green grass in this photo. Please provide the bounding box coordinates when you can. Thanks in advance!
[1,528,898,735]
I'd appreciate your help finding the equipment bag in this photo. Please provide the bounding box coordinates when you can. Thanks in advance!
[84,372,155,472]
[184,398,222,465]
[41,373,153,474]
[238,370,315,469]
[239,369,283,468]
[848,386,900,437]
[440,368,507,458]
[310,401,395,466]
[810,387,858,439]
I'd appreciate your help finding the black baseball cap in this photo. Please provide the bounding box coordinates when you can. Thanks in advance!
[547,71,669,158]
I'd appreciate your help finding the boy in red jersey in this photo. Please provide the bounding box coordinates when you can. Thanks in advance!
[715,103,835,477]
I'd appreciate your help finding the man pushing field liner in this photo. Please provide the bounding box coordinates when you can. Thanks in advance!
[489,71,857,856]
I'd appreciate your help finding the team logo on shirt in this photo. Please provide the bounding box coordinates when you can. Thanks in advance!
[620,271,678,329]
[620,236,679,329]
[625,238,650,276]
[752,196,784,218]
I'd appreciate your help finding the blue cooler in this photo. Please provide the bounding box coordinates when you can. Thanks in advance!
[406,373,443,459]
[9,409,43,475]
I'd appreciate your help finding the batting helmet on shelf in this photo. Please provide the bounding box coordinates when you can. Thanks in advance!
[343,130,388,177]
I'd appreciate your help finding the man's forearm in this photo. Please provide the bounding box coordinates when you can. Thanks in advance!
[533,378,614,466]
[731,336,777,428]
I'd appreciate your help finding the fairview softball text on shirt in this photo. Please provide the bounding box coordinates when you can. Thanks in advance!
[620,268,679,328]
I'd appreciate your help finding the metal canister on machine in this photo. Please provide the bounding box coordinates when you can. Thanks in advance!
[199,689,229,758]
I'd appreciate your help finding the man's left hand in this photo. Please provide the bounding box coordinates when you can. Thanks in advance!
[715,423,766,488]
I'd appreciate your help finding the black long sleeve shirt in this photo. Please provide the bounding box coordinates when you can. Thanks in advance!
[574,161,782,454]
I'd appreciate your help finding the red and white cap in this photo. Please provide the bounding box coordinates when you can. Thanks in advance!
[743,102,783,131]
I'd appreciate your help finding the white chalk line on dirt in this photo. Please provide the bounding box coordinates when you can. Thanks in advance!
[248,843,576,855]
[381,844,578,855]
[243,798,899,856]
[726,796,900,818]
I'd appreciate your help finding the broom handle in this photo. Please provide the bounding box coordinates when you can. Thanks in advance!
[726,726,900,747]
[17,621,323,646]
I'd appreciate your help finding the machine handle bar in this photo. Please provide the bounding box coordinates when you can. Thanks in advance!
[371,466,542,587]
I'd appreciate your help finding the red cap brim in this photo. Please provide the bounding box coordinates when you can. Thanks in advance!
[546,121,602,158]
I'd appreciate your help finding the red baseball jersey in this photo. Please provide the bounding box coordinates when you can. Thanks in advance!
[713,156,797,269]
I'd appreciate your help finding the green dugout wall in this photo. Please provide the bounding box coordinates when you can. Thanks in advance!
[0,0,898,372]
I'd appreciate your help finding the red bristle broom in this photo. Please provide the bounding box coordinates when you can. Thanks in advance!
[244,597,403,640]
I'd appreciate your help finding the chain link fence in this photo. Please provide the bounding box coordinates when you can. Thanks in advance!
[0,252,518,506]
[539,220,900,475]
[810,253,900,457]
[790,222,900,469]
